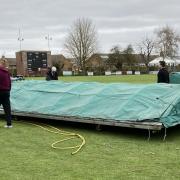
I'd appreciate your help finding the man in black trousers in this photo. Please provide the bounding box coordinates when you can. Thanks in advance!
[157,61,169,83]
[0,58,12,128]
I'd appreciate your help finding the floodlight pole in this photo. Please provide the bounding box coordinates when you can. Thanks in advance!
[18,28,24,51]
[45,34,52,51]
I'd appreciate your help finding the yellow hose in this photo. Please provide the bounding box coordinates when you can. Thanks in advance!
[17,121,85,155]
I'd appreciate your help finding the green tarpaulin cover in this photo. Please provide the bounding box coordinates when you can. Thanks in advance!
[11,80,180,128]
[170,72,180,84]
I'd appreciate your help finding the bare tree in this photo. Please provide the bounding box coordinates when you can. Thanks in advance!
[138,37,155,71]
[64,18,97,74]
[155,25,180,59]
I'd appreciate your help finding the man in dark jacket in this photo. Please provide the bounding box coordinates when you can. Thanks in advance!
[46,66,58,81]
[157,61,169,83]
[0,58,12,128]
[51,66,58,80]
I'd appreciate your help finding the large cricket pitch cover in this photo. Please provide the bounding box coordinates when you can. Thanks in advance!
[11,80,180,128]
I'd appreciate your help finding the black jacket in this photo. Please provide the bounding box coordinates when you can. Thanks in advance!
[46,71,58,80]
[157,68,169,83]
[51,71,58,80]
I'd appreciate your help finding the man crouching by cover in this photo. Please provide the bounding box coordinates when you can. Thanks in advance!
[0,57,12,128]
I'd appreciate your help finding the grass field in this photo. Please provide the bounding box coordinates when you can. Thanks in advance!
[28,74,157,84]
[0,75,180,180]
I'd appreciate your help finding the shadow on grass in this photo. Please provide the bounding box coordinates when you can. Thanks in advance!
[11,115,180,142]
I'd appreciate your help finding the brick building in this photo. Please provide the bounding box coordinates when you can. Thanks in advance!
[51,54,73,71]
[7,57,16,76]
[85,54,108,74]
[16,50,51,76]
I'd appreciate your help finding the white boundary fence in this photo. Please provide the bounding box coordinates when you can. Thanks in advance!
[105,71,111,75]
[87,72,94,76]
[63,71,72,76]
[127,71,132,75]
[116,71,122,75]
[135,71,141,75]
[149,71,158,75]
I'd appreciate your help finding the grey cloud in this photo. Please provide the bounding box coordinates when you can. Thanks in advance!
[0,0,179,57]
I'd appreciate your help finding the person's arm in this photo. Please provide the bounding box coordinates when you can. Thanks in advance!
[8,72,11,90]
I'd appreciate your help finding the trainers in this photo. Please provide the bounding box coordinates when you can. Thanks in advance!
[4,125,13,128]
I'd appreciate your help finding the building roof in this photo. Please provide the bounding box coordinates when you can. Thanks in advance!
[149,57,180,66]
[16,50,51,53]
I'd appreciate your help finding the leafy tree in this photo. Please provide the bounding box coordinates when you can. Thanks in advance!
[107,46,124,70]
[123,44,136,69]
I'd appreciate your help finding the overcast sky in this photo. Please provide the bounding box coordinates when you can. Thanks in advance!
[0,0,180,57]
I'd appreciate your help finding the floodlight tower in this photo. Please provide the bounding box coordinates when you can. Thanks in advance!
[18,28,24,51]
[45,34,52,51]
